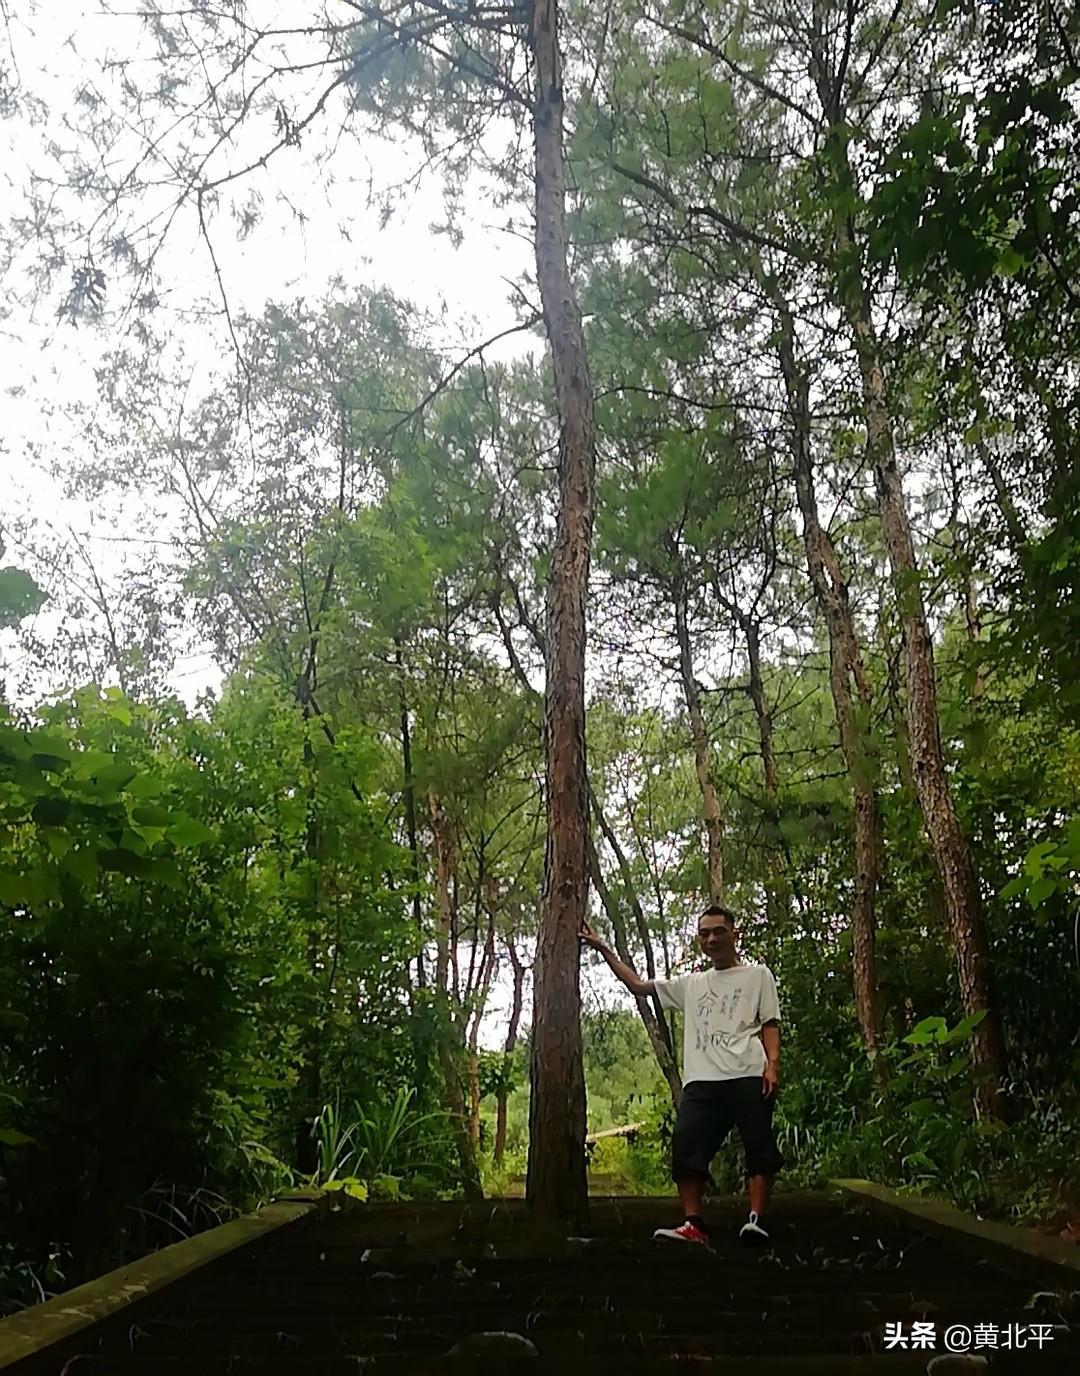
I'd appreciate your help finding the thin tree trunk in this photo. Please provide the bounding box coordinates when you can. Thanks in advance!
[396,639,425,989]
[467,883,499,1153]
[977,439,1027,554]
[428,791,483,1197]
[494,936,526,1165]
[834,207,1009,1117]
[961,553,986,705]
[594,777,682,1060]
[672,568,725,902]
[775,301,883,1065]
[525,0,592,1224]
[295,739,323,1174]
[739,611,792,929]
[586,827,683,1105]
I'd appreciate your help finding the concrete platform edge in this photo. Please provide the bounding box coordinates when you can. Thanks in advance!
[832,1177,1080,1284]
[0,1187,329,1372]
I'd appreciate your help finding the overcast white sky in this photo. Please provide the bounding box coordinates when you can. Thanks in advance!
[1,1,539,703]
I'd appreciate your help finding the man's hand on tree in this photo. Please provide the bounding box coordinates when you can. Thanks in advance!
[579,921,605,951]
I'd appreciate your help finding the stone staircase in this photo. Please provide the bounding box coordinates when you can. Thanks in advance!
[22,1193,1080,1374]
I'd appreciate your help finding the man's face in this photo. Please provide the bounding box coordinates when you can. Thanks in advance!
[698,914,736,964]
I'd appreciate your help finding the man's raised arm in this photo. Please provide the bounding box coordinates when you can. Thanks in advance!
[579,921,655,997]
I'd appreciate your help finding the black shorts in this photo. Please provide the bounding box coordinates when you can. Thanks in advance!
[671,1077,785,1182]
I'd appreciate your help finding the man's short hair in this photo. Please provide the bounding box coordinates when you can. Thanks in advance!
[698,903,737,928]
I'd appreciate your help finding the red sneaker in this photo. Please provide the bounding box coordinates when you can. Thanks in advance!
[653,1220,709,1245]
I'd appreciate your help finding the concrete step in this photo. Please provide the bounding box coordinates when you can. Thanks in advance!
[59,1353,1080,1376]
[186,1266,1022,1308]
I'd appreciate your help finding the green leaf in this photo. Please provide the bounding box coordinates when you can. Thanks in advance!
[0,871,29,906]
[1026,876,1057,907]
[31,796,73,826]
[165,816,216,848]
[1024,841,1056,878]
[98,848,156,877]
[79,763,139,795]
[903,1016,948,1047]
[0,1128,36,1148]
[0,566,47,629]
[129,824,168,847]
[29,753,70,775]
[147,857,182,886]
[63,848,99,887]
[126,773,165,798]
[945,1010,988,1044]
[131,803,173,828]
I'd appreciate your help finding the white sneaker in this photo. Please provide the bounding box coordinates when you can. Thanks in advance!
[739,1211,770,1246]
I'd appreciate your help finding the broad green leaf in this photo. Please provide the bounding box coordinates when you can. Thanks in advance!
[29,753,70,774]
[165,816,216,848]
[79,763,140,795]
[31,796,73,826]
[945,1010,988,1043]
[126,773,165,798]
[903,1016,948,1047]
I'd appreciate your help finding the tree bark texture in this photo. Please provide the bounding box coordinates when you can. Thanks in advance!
[672,569,725,903]
[525,0,592,1223]
[776,302,883,1064]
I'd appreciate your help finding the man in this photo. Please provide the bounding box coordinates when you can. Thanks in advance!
[580,903,783,1246]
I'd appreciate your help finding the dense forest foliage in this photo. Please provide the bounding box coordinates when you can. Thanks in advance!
[2,0,1078,1310]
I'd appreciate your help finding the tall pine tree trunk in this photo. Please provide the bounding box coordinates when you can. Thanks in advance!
[672,569,725,902]
[525,0,592,1223]
[775,300,882,1064]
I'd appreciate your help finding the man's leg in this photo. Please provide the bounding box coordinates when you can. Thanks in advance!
[748,1173,772,1217]
[654,1083,726,1244]
[678,1174,706,1222]
[732,1077,784,1245]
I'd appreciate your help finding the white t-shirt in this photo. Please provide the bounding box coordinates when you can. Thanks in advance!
[654,963,781,1085]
